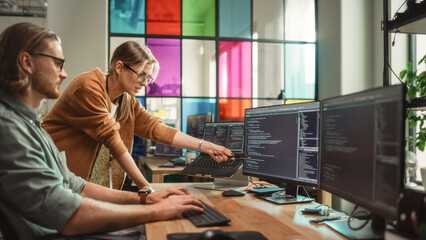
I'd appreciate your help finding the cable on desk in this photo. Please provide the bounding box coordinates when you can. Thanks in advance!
[301,185,311,199]
[347,205,372,231]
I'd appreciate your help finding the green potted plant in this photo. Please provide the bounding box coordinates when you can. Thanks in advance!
[399,54,426,151]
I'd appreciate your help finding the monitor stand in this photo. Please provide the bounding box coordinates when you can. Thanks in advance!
[325,218,385,240]
[194,167,249,191]
[256,182,314,205]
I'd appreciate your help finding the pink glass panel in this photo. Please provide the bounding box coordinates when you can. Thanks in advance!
[218,41,252,98]
[219,99,252,122]
[146,38,181,96]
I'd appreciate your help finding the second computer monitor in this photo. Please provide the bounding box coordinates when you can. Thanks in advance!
[243,101,320,187]
[186,114,213,139]
[203,122,245,155]
[320,85,405,221]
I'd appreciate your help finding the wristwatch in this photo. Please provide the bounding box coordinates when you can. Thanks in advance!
[138,188,152,204]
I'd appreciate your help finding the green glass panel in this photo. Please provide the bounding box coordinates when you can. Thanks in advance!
[182,0,216,37]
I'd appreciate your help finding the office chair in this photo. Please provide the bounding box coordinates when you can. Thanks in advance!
[0,209,19,240]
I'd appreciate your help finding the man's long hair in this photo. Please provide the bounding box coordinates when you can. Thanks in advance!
[0,22,60,95]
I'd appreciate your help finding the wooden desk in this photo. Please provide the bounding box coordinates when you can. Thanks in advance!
[138,157,184,183]
[147,183,347,240]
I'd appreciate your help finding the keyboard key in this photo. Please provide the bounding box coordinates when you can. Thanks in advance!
[182,200,230,227]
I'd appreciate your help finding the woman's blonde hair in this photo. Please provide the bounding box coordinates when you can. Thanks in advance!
[108,41,159,122]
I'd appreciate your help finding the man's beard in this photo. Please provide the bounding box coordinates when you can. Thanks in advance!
[31,69,61,99]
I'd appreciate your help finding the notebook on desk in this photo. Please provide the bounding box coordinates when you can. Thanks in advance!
[180,122,245,178]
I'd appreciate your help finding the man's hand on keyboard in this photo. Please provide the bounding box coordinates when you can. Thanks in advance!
[151,195,204,221]
[146,187,191,204]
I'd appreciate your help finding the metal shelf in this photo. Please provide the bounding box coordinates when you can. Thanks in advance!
[407,97,426,111]
[387,1,426,34]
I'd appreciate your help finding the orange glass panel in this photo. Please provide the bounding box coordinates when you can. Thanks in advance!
[147,0,181,35]
[285,99,314,105]
[219,99,252,122]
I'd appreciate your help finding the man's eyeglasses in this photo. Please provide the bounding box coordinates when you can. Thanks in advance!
[123,63,154,85]
[30,53,65,71]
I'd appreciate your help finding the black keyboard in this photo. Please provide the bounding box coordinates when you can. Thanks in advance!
[182,200,230,227]
[180,153,242,177]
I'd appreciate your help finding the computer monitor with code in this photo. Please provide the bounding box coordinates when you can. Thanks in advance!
[243,101,320,204]
[320,85,405,239]
[191,122,248,190]
[186,114,213,139]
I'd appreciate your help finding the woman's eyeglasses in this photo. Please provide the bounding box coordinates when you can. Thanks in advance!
[123,63,154,84]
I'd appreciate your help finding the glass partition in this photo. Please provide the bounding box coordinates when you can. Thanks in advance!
[182,39,216,97]
[219,0,251,38]
[219,98,251,121]
[285,43,316,99]
[110,0,146,34]
[182,0,215,37]
[147,0,181,35]
[285,0,316,42]
[252,0,284,40]
[252,42,284,98]
[219,41,252,98]
[146,97,181,129]
[182,98,216,135]
[146,38,181,96]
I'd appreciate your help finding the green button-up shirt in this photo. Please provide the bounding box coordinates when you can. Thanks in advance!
[0,93,86,240]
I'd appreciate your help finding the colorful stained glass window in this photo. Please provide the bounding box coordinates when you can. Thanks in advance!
[146,97,181,129]
[110,0,146,34]
[182,39,216,97]
[219,99,251,122]
[182,0,215,37]
[219,0,251,38]
[109,1,317,134]
[146,38,181,96]
[285,0,315,42]
[219,41,252,98]
[252,42,284,98]
[252,99,284,108]
[147,0,181,35]
[133,96,146,156]
[252,0,284,40]
[182,98,216,135]
[285,43,316,99]
[136,96,146,107]
[285,99,314,105]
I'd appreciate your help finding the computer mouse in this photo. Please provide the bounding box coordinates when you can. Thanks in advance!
[222,189,246,197]
[196,230,237,240]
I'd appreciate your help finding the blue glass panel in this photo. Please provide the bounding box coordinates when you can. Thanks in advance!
[182,98,216,135]
[133,96,146,156]
[219,0,251,38]
[285,43,316,99]
[110,0,146,34]
[135,96,146,107]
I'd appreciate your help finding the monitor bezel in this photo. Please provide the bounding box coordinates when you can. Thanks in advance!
[243,101,321,188]
[318,84,406,220]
